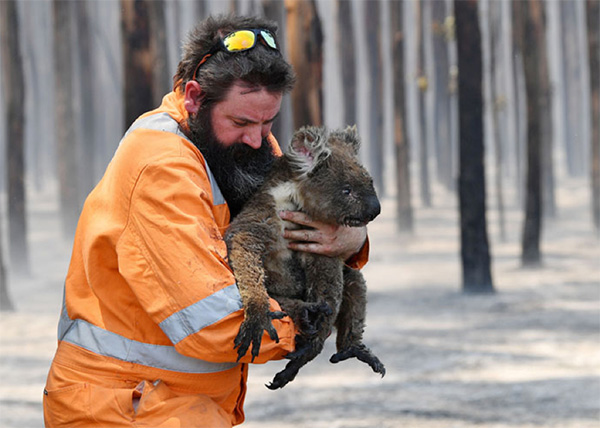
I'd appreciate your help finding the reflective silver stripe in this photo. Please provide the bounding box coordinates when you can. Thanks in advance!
[120,112,226,206]
[159,284,243,345]
[58,295,237,374]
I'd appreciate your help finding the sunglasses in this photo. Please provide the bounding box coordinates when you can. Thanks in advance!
[192,29,279,80]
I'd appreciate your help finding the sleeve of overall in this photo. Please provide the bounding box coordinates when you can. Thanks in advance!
[117,156,296,364]
[344,237,370,270]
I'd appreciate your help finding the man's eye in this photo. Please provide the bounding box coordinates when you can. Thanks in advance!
[233,120,248,127]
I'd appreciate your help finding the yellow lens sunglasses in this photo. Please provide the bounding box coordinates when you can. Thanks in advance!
[192,29,279,80]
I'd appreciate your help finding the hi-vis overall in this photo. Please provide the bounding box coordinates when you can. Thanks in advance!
[43,90,297,427]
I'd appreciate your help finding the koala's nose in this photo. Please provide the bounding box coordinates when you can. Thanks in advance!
[366,194,381,221]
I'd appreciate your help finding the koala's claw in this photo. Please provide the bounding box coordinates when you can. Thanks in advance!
[234,310,287,362]
[330,344,386,377]
[300,302,332,335]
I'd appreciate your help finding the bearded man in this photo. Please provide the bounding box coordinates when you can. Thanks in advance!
[43,14,369,428]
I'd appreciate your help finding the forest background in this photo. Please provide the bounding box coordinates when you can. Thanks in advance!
[0,0,599,427]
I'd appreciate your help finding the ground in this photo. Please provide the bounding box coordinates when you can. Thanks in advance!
[0,177,598,427]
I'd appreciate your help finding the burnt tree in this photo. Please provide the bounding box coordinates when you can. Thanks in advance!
[53,0,80,239]
[390,0,413,233]
[516,0,545,266]
[121,0,155,128]
[454,0,494,293]
[587,0,600,234]
[416,1,431,206]
[431,0,454,191]
[336,0,357,128]
[0,209,12,311]
[285,0,323,128]
[2,0,31,277]
[364,0,385,195]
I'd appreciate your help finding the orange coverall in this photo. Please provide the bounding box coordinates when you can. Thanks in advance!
[44,89,368,427]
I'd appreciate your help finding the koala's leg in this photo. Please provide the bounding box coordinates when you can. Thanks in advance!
[267,256,343,389]
[227,232,285,362]
[330,267,386,377]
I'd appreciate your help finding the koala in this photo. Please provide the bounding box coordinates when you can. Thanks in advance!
[224,125,385,389]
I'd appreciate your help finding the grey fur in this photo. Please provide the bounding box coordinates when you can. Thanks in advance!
[225,125,385,389]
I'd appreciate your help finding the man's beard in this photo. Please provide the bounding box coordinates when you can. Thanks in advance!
[187,107,276,218]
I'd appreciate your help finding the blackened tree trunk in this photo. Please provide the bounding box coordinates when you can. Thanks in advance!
[0,209,13,311]
[54,0,80,239]
[2,0,31,278]
[416,1,431,207]
[149,0,170,105]
[390,0,413,233]
[285,0,323,128]
[364,0,385,195]
[488,0,507,241]
[587,0,600,235]
[263,0,291,144]
[336,0,357,128]
[454,0,494,293]
[75,0,96,198]
[431,0,453,191]
[516,0,544,266]
[121,0,155,128]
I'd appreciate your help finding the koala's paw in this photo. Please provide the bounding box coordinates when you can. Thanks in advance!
[234,310,286,362]
[265,358,303,390]
[300,301,333,336]
[330,343,386,377]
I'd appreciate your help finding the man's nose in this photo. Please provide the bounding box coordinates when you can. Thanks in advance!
[242,126,263,149]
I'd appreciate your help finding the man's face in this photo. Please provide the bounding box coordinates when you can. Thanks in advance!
[187,83,283,217]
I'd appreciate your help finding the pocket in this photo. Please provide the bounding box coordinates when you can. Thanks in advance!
[43,383,90,428]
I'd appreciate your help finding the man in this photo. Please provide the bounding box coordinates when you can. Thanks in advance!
[44,15,369,427]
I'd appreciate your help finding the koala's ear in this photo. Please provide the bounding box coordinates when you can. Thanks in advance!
[332,125,361,155]
[288,126,331,176]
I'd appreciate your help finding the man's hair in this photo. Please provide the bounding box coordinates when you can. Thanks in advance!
[174,14,296,105]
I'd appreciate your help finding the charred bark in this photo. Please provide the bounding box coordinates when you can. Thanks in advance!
[121,0,155,128]
[364,0,385,195]
[336,0,357,128]
[390,0,413,233]
[416,1,431,207]
[2,0,31,278]
[454,0,494,293]
[285,0,323,128]
[587,0,600,234]
[514,0,546,266]
[53,0,80,239]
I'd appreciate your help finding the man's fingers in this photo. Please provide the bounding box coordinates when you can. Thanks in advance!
[278,210,313,226]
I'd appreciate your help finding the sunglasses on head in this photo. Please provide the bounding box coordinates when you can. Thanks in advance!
[192,29,279,80]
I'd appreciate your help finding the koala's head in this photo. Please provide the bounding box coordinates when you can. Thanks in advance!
[285,125,381,227]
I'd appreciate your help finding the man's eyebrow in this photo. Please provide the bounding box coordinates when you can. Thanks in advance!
[229,112,280,124]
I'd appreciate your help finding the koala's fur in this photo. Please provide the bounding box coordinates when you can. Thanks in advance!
[224,125,385,389]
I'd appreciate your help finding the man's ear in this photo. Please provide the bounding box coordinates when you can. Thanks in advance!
[184,81,204,115]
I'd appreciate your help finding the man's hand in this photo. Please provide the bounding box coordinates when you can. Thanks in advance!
[278,211,367,261]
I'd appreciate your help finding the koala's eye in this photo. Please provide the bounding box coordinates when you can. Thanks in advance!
[342,185,352,196]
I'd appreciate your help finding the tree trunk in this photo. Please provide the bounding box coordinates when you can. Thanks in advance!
[121,0,155,129]
[149,0,170,105]
[488,0,506,241]
[454,0,494,293]
[53,0,80,239]
[285,0,323,128]
[75,0,96,198]
[587,0,600,235]
[431,0,453,190]
[364,0,385,195]
[2,0,31,277]
[416,1,431,207]
[516,0,544,267]
[0,209,13,311]
[262,0,292,145]
[390,0,413,233]
[336,0,357,128]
